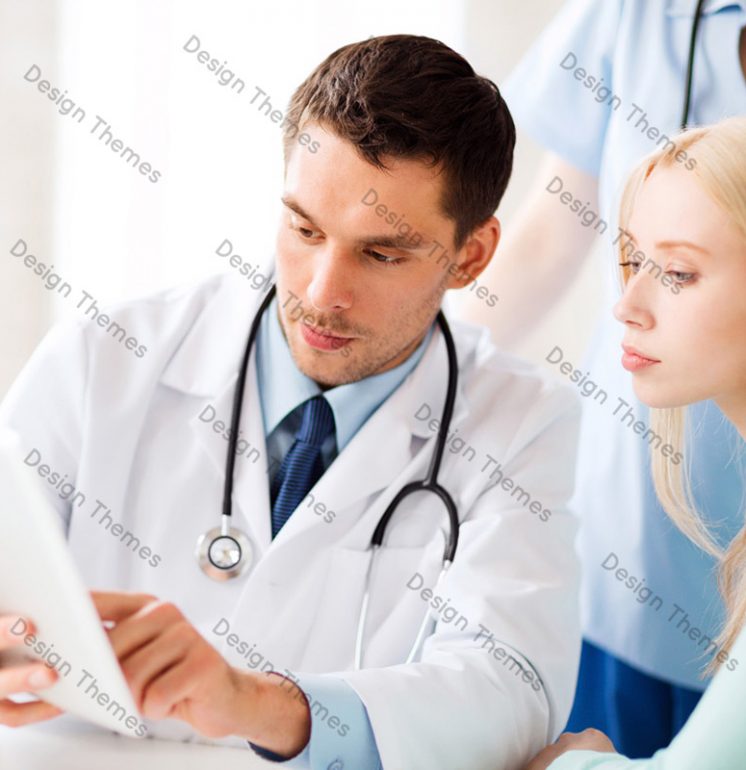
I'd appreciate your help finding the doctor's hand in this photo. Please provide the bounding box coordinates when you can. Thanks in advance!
[524,729,617,770]
[92,592,311,757]
[0,614,64,727]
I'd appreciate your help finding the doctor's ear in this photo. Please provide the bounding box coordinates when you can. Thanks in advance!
[445,215,500,290]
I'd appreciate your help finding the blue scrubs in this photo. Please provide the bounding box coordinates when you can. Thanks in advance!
[501,0,746,756]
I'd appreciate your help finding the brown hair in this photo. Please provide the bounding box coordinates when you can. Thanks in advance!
[283,34,515,250]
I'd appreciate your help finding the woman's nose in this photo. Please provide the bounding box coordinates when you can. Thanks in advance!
[613,273,655,331]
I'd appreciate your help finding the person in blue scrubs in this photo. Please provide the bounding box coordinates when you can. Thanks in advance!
[524,113,746,770]
[462,0,746,758]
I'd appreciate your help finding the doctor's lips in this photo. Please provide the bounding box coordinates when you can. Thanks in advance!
[300,321,356,351]
[621,343,661,372]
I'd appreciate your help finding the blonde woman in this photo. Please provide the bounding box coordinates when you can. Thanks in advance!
[527,116,746,770]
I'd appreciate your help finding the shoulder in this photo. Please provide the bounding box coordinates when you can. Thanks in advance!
[80,271,239,334]
[64,271,253,358]
[30,272,262,401]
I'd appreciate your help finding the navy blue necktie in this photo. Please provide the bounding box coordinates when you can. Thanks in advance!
[270,395,336,538]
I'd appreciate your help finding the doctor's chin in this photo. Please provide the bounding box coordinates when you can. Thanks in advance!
[0,32,583,770]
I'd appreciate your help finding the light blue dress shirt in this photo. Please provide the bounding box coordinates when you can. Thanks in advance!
[503,0,746,689]
[248,292,434,768]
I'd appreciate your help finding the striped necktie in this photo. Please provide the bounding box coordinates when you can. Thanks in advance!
[270,395,336,538]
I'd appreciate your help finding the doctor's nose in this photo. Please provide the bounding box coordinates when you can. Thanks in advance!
[613,272,655,331]
[306,250,354,313]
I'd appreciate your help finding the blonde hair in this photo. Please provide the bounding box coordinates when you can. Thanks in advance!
[617,116,746,675]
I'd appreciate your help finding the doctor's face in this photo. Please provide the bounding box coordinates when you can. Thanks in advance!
[273,121,497,388]
[613,164,746,416]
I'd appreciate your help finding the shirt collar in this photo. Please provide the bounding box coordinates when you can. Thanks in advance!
[256,294,434,452]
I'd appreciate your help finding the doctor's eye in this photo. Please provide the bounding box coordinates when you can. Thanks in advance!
[364,249,405,267]
[290,221,322,240]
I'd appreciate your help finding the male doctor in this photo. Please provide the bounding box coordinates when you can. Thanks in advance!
[0,35,582,770]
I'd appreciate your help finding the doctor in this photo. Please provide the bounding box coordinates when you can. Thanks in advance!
[0,35,582,770]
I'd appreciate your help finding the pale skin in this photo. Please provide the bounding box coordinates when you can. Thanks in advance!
[525,163,746,769]
[0,120,499,755]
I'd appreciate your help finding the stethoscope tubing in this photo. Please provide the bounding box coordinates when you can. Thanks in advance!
[217,281,462,668]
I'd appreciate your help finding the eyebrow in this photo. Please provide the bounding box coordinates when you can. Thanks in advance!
[654,239,711,256]
[622,229,712,257]
[280,195,434,250]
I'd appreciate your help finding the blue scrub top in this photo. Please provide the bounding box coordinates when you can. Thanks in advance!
[503,0,746,689]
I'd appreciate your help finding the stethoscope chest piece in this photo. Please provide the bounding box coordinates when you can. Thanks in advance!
[196,516,253,581]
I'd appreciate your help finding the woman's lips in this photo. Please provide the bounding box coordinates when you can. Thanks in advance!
[300,322,354,351]
[621,344,660,372]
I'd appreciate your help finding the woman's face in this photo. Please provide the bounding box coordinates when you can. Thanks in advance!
[613,163,746,415]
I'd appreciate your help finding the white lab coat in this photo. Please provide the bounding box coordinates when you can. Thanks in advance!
[0,271,582,770]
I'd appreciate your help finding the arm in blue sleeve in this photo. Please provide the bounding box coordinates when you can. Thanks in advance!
[247,674,383,770]
[501,0,624,176]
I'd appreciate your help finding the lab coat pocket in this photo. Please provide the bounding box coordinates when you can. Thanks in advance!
[301,529,446,671]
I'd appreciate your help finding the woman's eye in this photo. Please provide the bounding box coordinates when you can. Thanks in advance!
[619,260,641,273]
[295,225,317,238]
[668,270,696,284]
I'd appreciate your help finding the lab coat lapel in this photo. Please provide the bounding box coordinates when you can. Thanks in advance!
[161,274,276,556]
[187,356,274,555]
[230,350,274,551]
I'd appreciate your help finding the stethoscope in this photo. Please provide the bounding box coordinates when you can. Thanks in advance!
[681,0,707,130]
[195,282,460,663]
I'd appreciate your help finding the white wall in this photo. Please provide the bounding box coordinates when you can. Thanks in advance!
[0,0,59,395]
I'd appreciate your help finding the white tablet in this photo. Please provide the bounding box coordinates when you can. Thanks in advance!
[0,429,146,739]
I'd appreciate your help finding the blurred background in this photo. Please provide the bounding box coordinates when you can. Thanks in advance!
[0,0,601,396]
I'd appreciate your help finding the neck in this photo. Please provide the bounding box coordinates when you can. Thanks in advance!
[715,391,746,443]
